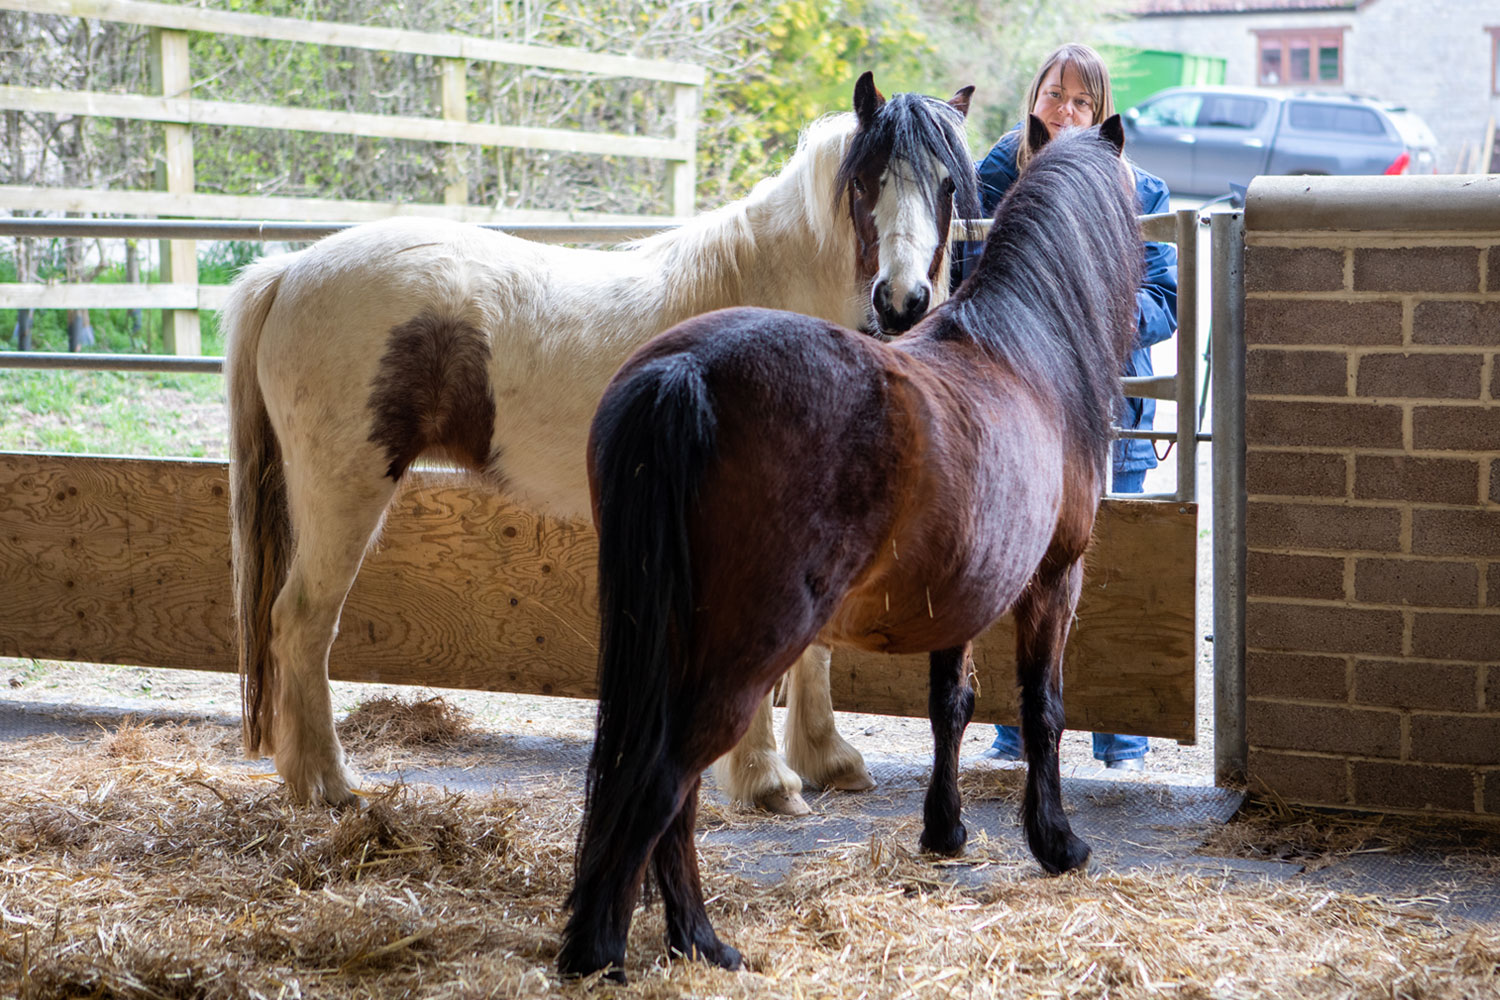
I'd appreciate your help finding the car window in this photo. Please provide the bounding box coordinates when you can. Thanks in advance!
[1135,93,1202,127]
[1287,102,1386,135]
[1386,110,1437,148]
[1199,96,1271,130]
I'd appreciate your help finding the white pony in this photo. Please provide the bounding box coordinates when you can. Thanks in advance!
[223,72,979,810]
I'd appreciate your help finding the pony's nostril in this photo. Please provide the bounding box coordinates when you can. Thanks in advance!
[872,279,893,311]
[904,286,930,319]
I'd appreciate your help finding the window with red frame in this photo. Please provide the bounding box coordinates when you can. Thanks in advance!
[1256,28,1345,86]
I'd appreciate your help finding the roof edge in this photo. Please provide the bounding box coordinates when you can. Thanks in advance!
[1128,1,1358,17]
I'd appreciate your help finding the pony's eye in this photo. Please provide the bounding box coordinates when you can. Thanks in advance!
[852,177,867,195]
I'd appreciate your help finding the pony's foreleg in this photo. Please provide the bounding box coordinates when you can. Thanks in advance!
[783,644,875,793]
[919,644,975,856]
[710,692,810,816]
[1014,559,1091,874]
[268,472,394,805]
[652,773,742,971]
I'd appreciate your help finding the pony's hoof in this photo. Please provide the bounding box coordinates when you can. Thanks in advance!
[670,928,742,971]
[557,941,626,983]
[713,752,808,815]
[822,764,876,792]
[1034,832,1091,875]
[787,736,875,792]
[712,941,743,972]
[693,939,742,972]
[558,962,627,985]
[759,788,812,816]
[277,758,360,807]
[310,773,360,808]
[919,821,968,857]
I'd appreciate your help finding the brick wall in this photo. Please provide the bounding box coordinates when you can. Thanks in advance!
[1242,175,1500,820]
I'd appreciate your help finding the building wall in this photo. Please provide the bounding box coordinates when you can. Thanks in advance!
[1347,0,1497,174]
[1106,10,1356,93]
[1242,173,1500,819]
[1104,0,1500,172]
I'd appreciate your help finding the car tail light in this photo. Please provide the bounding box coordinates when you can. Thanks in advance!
[1384,151,1411,175]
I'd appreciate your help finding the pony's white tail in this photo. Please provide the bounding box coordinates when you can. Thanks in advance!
[222,256,290,758]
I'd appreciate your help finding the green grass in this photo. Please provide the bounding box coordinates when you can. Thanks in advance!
[0,368,227,457]
[2,243,246,456]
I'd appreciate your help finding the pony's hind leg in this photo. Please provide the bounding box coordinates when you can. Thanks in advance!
[784,644,875,793]
[711,693,810,815]
[653,773,742,971]
[269,464,397,805]
[564,743,744,982]
[561,758,683,982]
[919,644,975,856]
[1014,559,1091,874]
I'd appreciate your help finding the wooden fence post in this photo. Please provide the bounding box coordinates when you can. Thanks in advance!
[149,27,200,355]
[442,58,469,206]
[670,83,698,218]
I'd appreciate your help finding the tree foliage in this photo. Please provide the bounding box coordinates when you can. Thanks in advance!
[912,0,1119,145]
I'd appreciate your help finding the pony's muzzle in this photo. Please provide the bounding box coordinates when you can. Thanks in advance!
[872,277,930,334]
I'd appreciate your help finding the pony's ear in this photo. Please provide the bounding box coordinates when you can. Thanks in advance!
[1027,114,1051,152]
[854,71,886,126]
[948,85,975,118]
[1098,114,1125,154]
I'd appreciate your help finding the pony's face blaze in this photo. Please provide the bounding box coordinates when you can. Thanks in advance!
[867,154,954,335]
[841,73,977,337]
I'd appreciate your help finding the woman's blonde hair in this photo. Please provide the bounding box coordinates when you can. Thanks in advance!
[1016,43,1115,173]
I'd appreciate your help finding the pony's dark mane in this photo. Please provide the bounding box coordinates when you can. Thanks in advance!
[948,124,1143,475]
[834,92,981,221]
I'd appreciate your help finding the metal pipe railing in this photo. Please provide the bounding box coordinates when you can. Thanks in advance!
[1210,211,1246,787]
[0,211,1186,247]
[0,351,222,374]
[1174,208,1199,503]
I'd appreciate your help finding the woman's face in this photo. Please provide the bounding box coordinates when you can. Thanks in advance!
[1031,61,1097,138]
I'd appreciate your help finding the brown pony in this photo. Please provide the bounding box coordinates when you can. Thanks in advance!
[559,116,1144,981]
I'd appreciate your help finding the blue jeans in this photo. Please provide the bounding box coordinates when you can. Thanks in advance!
[1111,466,1147,494]
[992,464,1150,762]
[990,726,1148,763]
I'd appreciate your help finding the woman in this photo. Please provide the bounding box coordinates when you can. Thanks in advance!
[970,42,1178,771]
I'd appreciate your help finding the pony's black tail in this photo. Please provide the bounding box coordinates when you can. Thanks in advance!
[566,355,717,915]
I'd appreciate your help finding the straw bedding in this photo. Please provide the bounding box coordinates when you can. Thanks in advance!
[0,699,1495,999]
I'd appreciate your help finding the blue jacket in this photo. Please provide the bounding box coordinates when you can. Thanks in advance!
[971,126,1179,475]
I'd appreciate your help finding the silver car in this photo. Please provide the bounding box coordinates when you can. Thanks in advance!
[1121,85,1439,198]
